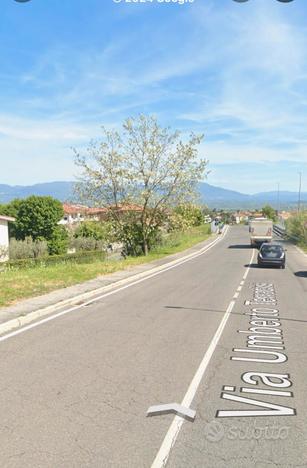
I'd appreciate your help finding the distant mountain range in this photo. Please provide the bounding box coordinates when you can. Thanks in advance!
[0,182,74,204]
[0,181,306,210]
[197,184,307,209]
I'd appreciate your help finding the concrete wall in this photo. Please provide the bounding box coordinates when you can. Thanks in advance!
[0,220,9,262]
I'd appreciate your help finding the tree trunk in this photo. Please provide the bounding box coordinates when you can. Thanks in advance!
[142,239,149,256]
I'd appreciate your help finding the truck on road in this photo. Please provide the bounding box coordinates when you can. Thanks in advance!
[249,217,273,247]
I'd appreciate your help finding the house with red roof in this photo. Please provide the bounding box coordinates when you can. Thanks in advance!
[59,204,108,225]
[59,203,142,226]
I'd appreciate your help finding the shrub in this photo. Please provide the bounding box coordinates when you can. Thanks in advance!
[174,203,204,227]
[5,250,106,270]
[118,222,162,256]
[74,221,115,242]
[168,213,191,232]
[286,212,307,245]
[0,246,8,261]
[71,236,106,252]
[9,237,48,260]
[47,226,69,255]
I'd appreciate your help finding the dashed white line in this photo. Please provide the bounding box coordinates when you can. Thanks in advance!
[243,268,250,280]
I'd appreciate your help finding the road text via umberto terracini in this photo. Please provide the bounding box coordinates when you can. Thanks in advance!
[216,282,295,418]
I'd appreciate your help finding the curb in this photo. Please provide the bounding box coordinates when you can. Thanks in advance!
[0,227,229,337]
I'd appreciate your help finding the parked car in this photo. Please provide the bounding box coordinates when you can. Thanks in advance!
[257,243,286,269]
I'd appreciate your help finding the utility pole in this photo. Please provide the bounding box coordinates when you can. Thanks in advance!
[298,172,302,213]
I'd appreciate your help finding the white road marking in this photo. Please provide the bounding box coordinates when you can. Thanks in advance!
[233,292,239,299]
[216,284,296,419]
[223,386,235,392]
[243,267,250,280]
[237,286,242,292]
[0,227,229,344]
[151,248,255,468]
[147,404,196,422]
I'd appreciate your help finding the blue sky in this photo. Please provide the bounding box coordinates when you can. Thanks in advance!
[0,0,307,194]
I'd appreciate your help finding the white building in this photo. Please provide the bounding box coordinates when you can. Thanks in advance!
[59,203,108,226]
[0,215,15,262]
[59,203,143,226]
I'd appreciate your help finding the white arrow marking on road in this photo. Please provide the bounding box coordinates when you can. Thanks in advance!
[147,403,196,422]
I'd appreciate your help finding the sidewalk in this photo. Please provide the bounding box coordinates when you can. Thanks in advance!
[0,232,222,329]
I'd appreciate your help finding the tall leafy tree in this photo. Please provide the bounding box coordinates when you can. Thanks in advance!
[75,115,208,255]
[15,196,64,241]
[0,199,23,238]
[262,205,277,222]
[0,199,22,218]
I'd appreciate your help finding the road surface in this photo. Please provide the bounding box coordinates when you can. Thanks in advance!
[0,226,306,467]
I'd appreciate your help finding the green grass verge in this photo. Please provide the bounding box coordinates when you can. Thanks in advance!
[298,242,307,253]
[0,225,211,307]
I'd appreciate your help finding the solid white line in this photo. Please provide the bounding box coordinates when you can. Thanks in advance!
[151,248,255,468]
[0,227,229,344]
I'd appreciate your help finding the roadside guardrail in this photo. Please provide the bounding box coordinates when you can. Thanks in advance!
[273,224,300,242]
[273,224,287,238]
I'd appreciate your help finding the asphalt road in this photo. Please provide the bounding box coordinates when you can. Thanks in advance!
[0,226,306,467]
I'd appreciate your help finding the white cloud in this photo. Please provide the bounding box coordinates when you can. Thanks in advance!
[179,0,307,164]
[0,115,96,141]
[202,140,306,165]
[1,0,307,189]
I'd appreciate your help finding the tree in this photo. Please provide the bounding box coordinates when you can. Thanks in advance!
[47,226,69,255]
[0,199,22,219]
[75,115,208,255]
[14,196,64,241]
[221,211,231,224]
[0,199,23,238]
[262,205,277,222]
[174,203,204,227]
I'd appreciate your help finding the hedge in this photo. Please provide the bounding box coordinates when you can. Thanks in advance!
[4,250,107,270]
